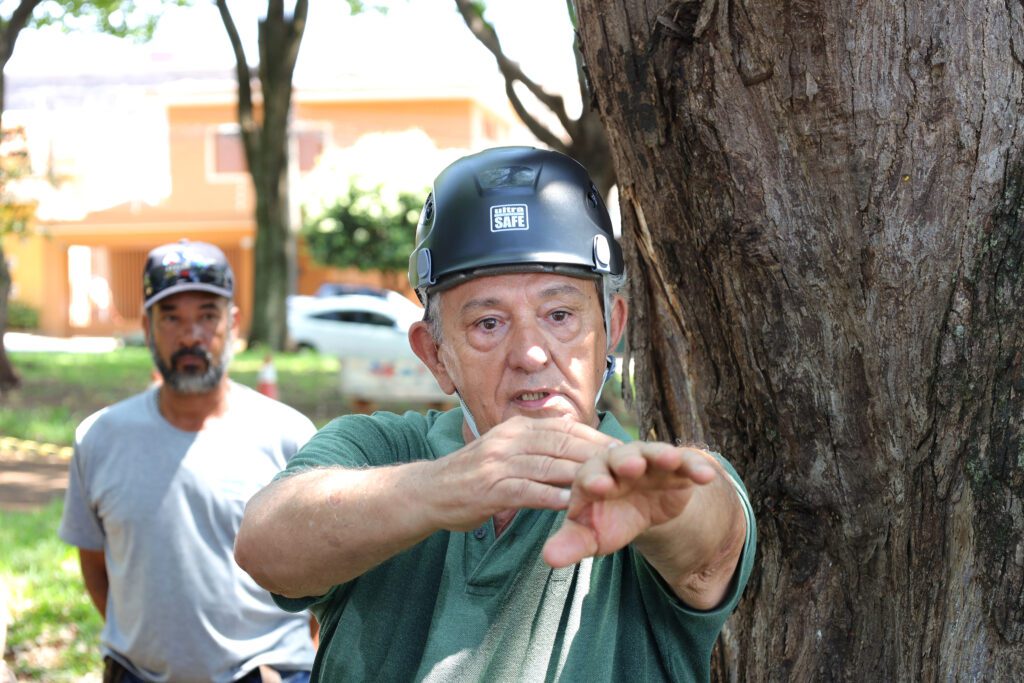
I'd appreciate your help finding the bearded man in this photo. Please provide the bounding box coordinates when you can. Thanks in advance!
[60,240,317,683]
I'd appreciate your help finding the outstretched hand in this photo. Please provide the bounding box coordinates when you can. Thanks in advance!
[542,442,719,568]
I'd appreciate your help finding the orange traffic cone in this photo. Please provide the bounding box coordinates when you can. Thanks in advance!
[257,353,279,400]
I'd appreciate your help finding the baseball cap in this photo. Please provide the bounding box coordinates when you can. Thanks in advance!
[142,240,235,310]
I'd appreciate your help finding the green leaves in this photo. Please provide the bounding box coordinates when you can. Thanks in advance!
[25,0,191,41]
[301,180,426,276]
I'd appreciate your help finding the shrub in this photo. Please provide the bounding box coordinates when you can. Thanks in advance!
[6,300,39,330]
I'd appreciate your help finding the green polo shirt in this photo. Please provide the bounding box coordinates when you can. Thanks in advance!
[274,408,756,682]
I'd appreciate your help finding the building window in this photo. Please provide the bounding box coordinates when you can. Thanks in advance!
[209,124,328,179]
[296,129,325,172]
[214,129,246,174]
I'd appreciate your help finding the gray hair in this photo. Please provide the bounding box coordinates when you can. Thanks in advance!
[424,291,445,344]
[422,269,628,344]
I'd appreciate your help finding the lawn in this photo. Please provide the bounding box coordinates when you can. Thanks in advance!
[1,500,103,681]
[1,346,348,446]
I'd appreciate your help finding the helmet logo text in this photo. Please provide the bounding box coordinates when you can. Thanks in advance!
[490,204,529,232]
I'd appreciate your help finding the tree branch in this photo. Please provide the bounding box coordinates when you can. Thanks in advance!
[454,0,577,140]
[256,0,307,180]
[2,0,45,63]
[504,80,567,152]
[283,0,308,76]
[215,0,259,170]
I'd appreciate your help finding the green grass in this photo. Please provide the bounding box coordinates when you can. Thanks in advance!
[2,347,346,446]
[3,349,154,445]
[0,405,77,446]
[1,500,103,681]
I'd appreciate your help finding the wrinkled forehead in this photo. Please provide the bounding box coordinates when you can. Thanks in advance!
[439,272,601,315]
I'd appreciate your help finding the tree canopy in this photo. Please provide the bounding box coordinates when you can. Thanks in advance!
[0,0,182,393]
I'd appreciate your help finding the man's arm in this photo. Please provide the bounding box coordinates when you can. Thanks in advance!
[235,416,619,599]
[235,461,441,598]
[632,450,748,609]
[543,442,749,610]
[78,548,108,619]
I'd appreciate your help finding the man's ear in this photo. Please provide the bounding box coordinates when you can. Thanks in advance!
[409,321,456,395]
[608,295,628,350]
[229,304,240,337]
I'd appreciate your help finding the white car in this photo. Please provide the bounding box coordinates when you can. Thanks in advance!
[286,292,424,360]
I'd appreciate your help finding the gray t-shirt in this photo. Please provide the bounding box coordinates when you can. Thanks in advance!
[59,382,317,683]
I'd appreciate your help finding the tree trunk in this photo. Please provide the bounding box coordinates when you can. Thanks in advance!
[0,65,19,394]
[0,33,17,393]
[217,0,306,351]
[248,157,292,350]
[246,6,303,351]
[0,247,20,393]
[576,1,1023,679]
[565,108,615,199]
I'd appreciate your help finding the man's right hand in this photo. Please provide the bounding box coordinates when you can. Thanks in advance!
[425,415,622,532]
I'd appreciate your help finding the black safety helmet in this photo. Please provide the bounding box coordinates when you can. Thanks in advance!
[142,240,234,310]
[408,147,623,301]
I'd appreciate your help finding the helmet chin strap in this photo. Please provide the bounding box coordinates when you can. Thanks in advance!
[597,275,616,408]
[458,277,617,440]
[457,391,482,440]
[598,354,616,407]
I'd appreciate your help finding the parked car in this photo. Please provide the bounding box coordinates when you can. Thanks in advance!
[314,282,390,298]
[286,293,424,360]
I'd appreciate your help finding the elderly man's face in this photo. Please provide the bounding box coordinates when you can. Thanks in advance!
[410,272,626,439]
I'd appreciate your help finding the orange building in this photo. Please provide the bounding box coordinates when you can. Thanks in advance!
[4,86,522,338]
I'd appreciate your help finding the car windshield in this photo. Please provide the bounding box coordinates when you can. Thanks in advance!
[293,293,423,332]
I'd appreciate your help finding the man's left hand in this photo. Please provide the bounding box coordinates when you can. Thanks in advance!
[542,442,718,568]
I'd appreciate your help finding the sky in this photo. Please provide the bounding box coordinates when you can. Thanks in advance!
[6,0,581,111]
[3,0,583,217]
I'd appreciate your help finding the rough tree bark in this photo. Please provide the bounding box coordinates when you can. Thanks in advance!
[575,0,1023,679]
[216,0,307,350]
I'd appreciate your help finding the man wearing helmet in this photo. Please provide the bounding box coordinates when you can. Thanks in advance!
[59,240,317,682]
[236,148,756,681]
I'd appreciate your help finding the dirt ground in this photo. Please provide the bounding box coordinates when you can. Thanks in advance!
[0,453,69,512]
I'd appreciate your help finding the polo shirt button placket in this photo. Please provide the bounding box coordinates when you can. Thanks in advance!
[473,527,487,540]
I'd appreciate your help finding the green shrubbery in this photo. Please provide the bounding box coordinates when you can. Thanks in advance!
[302,179,425,280]
[6,300,39,330]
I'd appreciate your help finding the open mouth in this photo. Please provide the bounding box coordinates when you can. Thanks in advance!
[517,390,550,402]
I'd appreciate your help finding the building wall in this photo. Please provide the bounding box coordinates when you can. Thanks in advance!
[297,98,479,149]
[14,94,521,337]
[4,232,67,335]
